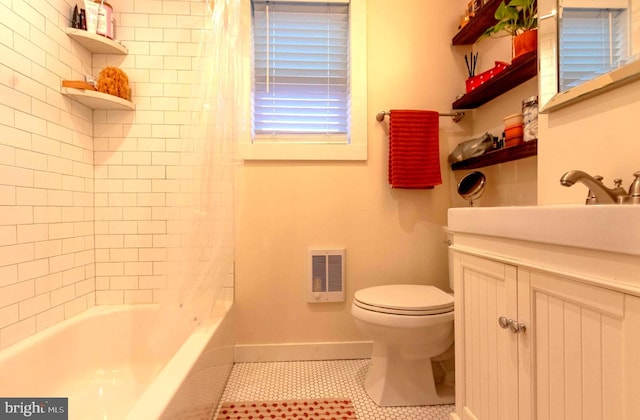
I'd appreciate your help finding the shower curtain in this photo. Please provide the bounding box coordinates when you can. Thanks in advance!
[161,0,249,324]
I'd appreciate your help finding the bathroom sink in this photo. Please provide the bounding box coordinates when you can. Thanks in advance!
[447,205,640,256]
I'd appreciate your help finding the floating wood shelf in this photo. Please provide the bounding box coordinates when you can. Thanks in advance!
[452,0,501,45]
[65,28,127,54]
[452,50,538,110]
[60,87,135,110]
[451,139,537,170]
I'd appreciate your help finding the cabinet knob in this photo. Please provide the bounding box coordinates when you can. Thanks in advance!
[498,316,526,333]
[509,319,526,334]
[498,316,511,329]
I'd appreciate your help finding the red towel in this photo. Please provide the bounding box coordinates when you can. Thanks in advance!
[388,110,442,189]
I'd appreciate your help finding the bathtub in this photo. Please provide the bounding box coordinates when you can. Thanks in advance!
[0,302,234,420]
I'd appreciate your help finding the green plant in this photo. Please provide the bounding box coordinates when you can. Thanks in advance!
[481,0,537,39]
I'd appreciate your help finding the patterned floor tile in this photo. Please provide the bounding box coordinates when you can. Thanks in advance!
[215,359,454,420]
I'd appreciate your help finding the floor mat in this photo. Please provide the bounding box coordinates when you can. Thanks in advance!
[215,398,357,419]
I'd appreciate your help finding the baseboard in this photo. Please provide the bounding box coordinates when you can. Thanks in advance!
[234,340,373,362]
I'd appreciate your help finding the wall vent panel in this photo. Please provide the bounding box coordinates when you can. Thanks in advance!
[308,249,345,303]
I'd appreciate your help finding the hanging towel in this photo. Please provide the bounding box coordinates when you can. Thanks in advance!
[388,110,442,189]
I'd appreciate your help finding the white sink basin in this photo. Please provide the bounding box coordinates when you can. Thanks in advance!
[447,205,640,256]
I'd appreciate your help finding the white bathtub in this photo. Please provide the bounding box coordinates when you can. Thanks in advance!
[0,302,234,420]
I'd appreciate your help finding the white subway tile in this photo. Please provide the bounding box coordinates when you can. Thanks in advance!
[35,273,63,295]
[137,137,166,152]
[1,316,36,350]
[62,266,85,286]
[124,289,153,304]
[110,248,139,262]
[0,304,19,330]
[124,234,152,248]
[135,27,164,42]
[74,279,94,297]
[49,253,74,274]
[95,206,123,221]
[64,296,88,319]
[73,221,94,237]
[139,248,166,262]
[47,155,74,175]
[109,220,138,234]
[16,187,48,206]
[163,28,191,43]
[0,225,16,246]
[50,284,75,307]
[0,44,31,77]
[15,110,47,136]
[138,194,167,210]
[123,206,151,220]
[48,222,74,240]
[108,165,137,179]
[16,223,48,243]
[19,293,50,319]
[124,262,152,276]
[139,275,165,289]
[123,179,152,193]
[95,234,124,249]
[47,189,74,206]
[136,0,164,14]
[95,290,124,305]
[0,123,31,149]
[0,205,33,226]
[150,14,177,28]
[122,12,151,28]
[152,124,179,138]
[62,236,85,254]
[33,240,62,262]
[36,305,65,332]
[14,33,46,69]
[0,279,34,308]
[33,207,61,224]
[32,135,61,157]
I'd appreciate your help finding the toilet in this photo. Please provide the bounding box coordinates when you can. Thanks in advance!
[351,283,455,407]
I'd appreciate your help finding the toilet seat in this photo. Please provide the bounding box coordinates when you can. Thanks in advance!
[354,284,453,316]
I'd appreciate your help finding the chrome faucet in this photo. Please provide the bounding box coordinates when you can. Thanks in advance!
[560,170,627,204]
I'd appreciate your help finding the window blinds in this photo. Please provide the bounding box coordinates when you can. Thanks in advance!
[559,8,628,92]
[252,1,350,136]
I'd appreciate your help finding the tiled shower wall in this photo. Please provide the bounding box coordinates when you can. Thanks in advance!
[0,0,233,350]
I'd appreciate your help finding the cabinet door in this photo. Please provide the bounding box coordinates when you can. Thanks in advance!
[453,253,519,420]
[530,271,640,420]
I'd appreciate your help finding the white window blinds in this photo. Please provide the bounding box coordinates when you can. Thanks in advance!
[252,1,350,136]
[559,8,629,92]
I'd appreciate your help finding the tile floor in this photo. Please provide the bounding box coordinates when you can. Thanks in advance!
[215,359,455,420]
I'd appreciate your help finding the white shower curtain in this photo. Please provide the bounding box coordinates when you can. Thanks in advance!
[160,0,249,324]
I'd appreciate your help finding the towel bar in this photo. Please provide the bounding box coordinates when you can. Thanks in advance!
[376,111,465,123]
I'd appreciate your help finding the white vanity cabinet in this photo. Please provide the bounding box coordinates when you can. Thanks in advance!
[448,206,640,420]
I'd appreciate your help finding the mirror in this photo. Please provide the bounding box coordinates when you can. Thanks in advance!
[539,0,640,112]
[457,171,486,207]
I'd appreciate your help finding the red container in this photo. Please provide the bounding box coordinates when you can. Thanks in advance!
[465,61,509,93]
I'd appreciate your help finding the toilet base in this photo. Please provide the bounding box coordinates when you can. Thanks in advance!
[364,344,455,407]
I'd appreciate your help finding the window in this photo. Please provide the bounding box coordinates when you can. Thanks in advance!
[559,7,629,92]
[241,0,367,160]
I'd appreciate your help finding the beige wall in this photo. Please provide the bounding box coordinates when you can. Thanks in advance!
[234,0,503,346]
[538,78,640,204]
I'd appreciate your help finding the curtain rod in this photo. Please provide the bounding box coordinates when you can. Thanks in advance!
[376,111,465,123]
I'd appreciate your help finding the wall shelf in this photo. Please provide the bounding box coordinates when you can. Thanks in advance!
[451,139,537,170]
[452,0,501,45]
[65,28,128,54]
[60,87,135,110]
[452,50,537,109]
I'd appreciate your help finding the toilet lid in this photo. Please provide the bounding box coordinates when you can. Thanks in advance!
[354,284,454,316]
